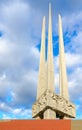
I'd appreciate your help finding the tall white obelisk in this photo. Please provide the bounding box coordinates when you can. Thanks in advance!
[37,16,46,99]
[47,3,55,92]
[58,14,69,100]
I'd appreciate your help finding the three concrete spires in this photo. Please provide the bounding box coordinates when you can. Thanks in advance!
[32,3,76,119]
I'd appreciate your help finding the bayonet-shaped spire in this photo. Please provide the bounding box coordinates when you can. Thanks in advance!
[58,14,69,100]
[37,16,46,99]
[47,3,54,92]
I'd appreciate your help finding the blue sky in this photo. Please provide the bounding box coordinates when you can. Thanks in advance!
[0,0,82,119]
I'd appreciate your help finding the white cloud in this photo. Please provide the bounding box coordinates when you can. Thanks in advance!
[11,70,38,106]
[2,114,12,119]
[62,11,82,33]
[0,101,32,119]
[0,0,41,119]
[66,53,82,67]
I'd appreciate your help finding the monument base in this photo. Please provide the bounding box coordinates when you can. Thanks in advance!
[32,90,76,119]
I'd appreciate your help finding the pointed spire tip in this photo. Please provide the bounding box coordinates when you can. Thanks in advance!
[43,16,46,21]
[58,14,61,19]
[49,3,52,13]
[49,3,51,8]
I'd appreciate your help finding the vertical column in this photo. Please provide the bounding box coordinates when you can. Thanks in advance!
[37,16,47,99]
[47,3,55,92]
[44,109,56,119]
[36,116,41,119]
[63,116,70,119]
[58,14,69,100]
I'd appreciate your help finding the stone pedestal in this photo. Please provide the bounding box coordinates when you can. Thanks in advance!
[36,116,41,119]
[44,108,56,119]
[32,90,76,119]
[63,116,70,119]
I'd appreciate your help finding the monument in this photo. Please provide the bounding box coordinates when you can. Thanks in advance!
[32,4,76,119]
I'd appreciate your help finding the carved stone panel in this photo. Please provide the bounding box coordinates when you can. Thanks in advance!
[32,90,76,118]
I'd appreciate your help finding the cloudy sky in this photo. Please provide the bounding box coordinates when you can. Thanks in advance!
[0,0,82,119]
